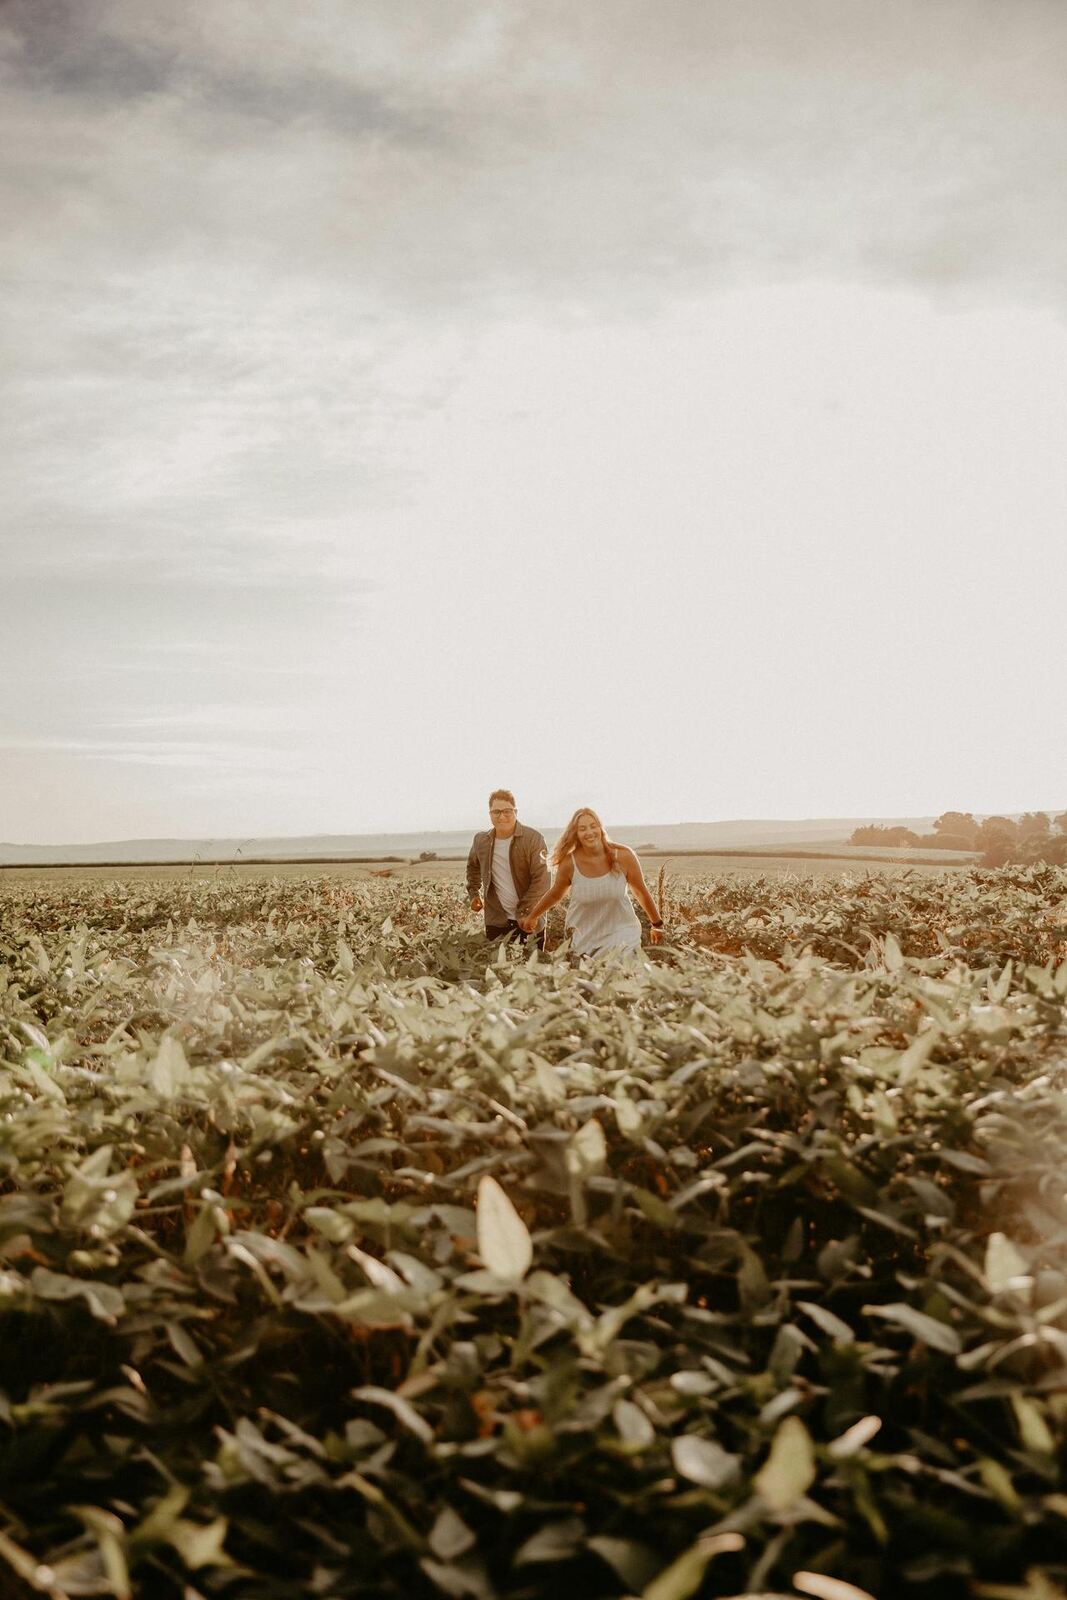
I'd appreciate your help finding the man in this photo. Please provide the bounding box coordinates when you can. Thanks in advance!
[467,789,550,947]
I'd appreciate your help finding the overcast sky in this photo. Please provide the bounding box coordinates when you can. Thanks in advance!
[2,0,1065,843]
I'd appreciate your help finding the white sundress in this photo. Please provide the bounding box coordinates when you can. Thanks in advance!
[565,856,643,958]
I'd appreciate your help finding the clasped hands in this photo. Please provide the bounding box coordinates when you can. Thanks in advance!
[517,910,664,943]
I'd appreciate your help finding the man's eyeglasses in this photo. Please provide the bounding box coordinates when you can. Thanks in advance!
[489,807,515,817]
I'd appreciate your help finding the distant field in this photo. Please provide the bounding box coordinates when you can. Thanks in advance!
[3,866,1066,1597]
[1,849,971,891]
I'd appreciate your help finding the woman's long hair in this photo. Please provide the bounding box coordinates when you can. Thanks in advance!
[551,807,622,872]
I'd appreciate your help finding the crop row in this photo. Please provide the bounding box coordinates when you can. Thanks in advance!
[0,868,1065,1598]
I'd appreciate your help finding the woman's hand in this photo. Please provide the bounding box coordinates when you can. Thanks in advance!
[518,865,568,934]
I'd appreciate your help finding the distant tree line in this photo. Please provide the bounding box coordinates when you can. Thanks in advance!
[849,811,1067,867]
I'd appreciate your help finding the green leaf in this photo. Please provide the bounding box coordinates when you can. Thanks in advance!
[797,1301,855,1345]
[167,1516,232,1570]
[61,1149,138,1237]
[824,1156,880,1207]
[977,1456,1021,1514]
[533,1057,566,1102]
[631,1186,679,1229]
[429,1506,476,1562]
[898,1026,941,1084]
[827,1415,882,1459]
[149,1034,191,1099]
[969,1004,1014,1042]
[642,1533,744,1600]
[524,1269,593,1328]
[352,1384,435,1445]
[475,1174,532,1283]
[615,1096,643,1138]
[0,1526,55,1589]
[614,1398,655,1449]
[588,1536,660,1592]
[166,1320,203,1368]
[184,1202,218,1266]
[419,1555,493,1598]
[862,1301,962,1355]
[984,1233,1030,1294]
[348,1242,407,1293]
[1011,1394,1054,1454]
[30,1267,124,1323]
[754,1416,816,1510]
[513,1518,586,1564]
[738,1243,770,1309]
[129,1484,190,1546]
[305,1205,355,1243]
[70,1505,130,1599]
[671,1433,741,1490]
[579,1280,687,1358]
[566,1117,607,1178]
[793,1572,878,1600]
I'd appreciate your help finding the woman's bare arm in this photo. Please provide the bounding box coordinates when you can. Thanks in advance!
[617,847,664,940]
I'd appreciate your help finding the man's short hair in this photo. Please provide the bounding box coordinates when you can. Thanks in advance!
[488,789,516,808]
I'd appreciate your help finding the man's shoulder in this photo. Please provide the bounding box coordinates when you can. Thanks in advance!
[516,822,548,846]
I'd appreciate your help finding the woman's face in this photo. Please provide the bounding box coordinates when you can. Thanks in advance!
[576,813,603,851]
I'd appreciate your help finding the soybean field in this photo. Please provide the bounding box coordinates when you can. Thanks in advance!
[1,866,1066,1600]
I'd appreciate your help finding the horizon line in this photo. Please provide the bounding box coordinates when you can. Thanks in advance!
[6,807,1064,853]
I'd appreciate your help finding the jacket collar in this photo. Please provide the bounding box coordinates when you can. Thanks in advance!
[486,821,527,845]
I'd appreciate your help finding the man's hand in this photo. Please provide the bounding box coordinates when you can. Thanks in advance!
[649,925,664,946]
[470,896,483,913]
[517,914,536,933]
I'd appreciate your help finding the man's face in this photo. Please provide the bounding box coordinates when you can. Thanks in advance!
[489,801,517,836]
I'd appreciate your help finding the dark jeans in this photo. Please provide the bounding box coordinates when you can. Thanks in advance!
[487,919,545,951]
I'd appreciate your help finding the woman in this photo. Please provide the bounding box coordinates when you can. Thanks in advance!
[518,808,665,956]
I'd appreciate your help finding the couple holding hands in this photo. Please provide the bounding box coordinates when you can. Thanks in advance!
[466,789,665,958]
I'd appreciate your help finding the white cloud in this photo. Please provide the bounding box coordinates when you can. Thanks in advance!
[0,735,281,769]
[2,1,1066,841]
[105,704,296,733]
[5,0,1067,312]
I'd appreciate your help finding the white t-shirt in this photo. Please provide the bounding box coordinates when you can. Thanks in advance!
[490,833,519,919]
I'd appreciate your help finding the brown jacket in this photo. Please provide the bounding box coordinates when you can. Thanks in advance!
[466,821,551,930]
